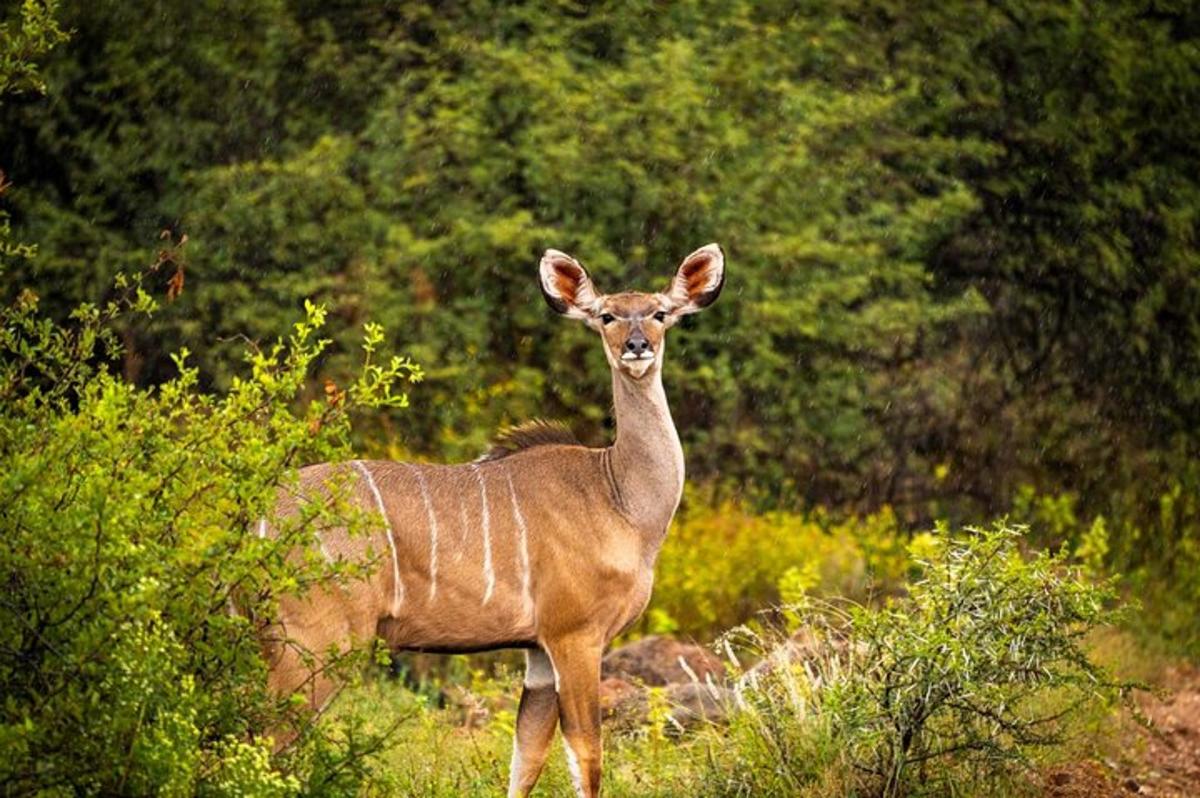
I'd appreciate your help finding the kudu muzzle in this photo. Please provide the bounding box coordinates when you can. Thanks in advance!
[622,326,653,360]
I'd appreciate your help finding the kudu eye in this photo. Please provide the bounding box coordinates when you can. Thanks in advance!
[600,313,615,325]
[653,311,667,322]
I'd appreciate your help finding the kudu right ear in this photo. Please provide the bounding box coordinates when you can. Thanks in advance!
[539,250,601,320]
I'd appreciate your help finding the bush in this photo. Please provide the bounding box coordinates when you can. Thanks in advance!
[0,284,419,795]
[1013,480,1200,657]
[644,495,913,640]
[706,523,1128,798]
[837,524,1127,795]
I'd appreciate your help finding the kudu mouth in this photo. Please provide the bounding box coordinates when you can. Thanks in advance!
[617,347,657,380]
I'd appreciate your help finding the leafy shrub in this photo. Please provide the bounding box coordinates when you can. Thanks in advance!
[835,524,1128,796]
[700,523,1127,798]
[1013,480,1200,657]
[0,284,419,795]
[0,0,67,98]
[645,495,913,639]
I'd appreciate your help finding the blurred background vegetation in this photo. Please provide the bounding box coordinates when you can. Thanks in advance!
[5,0,1198,644]
[2,0,1200,793]
[6,0,1198,506]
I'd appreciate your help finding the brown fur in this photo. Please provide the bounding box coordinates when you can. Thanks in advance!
[262,244,725,797]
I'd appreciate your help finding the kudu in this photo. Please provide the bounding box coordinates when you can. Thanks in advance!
[261,244,725,797]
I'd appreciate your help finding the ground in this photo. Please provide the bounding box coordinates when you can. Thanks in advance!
[1044,662,1200,797]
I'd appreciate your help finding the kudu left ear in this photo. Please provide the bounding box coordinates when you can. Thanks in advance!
[666,243,725,315]
[539,249,602,321]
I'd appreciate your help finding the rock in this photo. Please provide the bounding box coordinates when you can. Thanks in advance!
[738,628,863,690]
[602,636,724,687]
[599,677,649,731]
[599,678,733,732]
[664,681,733,728]
[599,677,643,717]
[738,628,822,686]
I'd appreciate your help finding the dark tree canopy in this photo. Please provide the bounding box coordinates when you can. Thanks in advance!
[2,0,1198,530]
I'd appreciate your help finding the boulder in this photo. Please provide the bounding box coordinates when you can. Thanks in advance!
[600,676,649,730]
[602,635,724,687]
[599,676,643,717]
[664,681,733,728]
[738,627,861,690]
[599,678,733,731]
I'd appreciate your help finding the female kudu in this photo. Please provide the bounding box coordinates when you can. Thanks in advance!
[263,244,724,797]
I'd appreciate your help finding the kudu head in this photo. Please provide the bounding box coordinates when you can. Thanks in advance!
[538,244,725,380]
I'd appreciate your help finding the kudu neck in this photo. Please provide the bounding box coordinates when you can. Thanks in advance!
[609,362,685,541]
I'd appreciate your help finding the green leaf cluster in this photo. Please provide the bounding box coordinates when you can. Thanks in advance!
[0,285,419,794]
[0,0,67,98]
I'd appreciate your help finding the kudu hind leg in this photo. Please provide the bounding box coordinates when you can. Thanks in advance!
[507,648,560,797]
[546,637,603,798]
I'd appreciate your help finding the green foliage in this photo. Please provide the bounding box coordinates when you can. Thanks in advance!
[0,286,419,794]
[703,523,1128,798]
[0,173,38,278]
[2,0,1197,527]
[644,494,913,639]
[0,0,67,98]
[0,0,980,508]
[1014,476,1200,657]
[0,0,65,279]
[835,524,1127,796]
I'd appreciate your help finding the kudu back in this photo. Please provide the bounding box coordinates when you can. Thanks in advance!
[261,244,725,797]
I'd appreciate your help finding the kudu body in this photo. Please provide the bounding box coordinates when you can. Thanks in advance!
[262,245,725,797]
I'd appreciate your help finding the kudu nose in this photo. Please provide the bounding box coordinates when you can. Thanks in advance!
[624,331,651,355]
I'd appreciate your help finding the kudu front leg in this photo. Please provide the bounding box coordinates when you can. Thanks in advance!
[508,648,560,798]
[546,636,604,798]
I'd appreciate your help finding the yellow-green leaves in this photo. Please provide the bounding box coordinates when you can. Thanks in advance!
[0,285,417,794]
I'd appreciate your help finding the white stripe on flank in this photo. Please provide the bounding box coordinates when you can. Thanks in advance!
[409,465,440,600]
[470,464,495,604]
[314,530,332,563]
[256,518,267,539]
[506,470,533,618]
[456,498,470,563]
[352,460,404,613]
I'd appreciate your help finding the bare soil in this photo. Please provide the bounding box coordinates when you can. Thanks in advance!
[1043,663,1200,797]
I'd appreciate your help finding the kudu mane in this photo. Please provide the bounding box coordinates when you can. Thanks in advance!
[477,419,581,462]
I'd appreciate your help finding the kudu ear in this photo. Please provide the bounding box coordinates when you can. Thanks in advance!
[539,249,601,320]
[666,243,725,315]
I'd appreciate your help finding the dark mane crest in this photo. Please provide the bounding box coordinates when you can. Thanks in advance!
[478,419,580,461]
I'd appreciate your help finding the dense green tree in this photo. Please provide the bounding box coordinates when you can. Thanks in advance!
[833,1,1200,513]
[2,0,1198,528]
